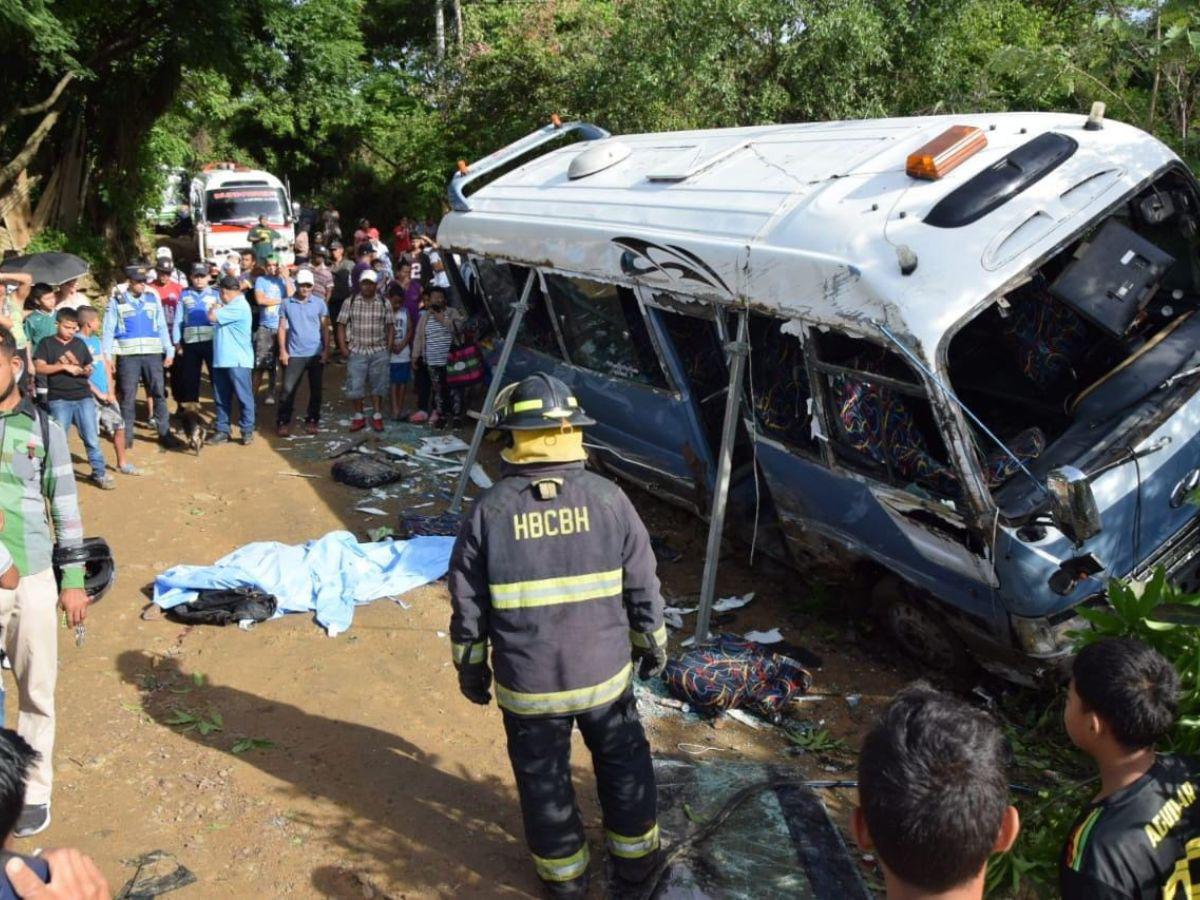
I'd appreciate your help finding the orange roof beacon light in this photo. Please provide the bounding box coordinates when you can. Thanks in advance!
[457,159,469,175]
[550,113,562,129]
[906,125,988,181]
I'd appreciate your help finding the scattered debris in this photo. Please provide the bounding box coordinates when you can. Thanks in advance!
[277,472,320,479]
[468,463,493,489]
[367,526,396,541]
[355,507,387,516]
[331,455,403,488]
[713,592,755,613]
[117,850,197,899]
[724,709,764,730]
[419,435,470,455]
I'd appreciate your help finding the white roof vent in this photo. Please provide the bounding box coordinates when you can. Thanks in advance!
[568,140,631,180]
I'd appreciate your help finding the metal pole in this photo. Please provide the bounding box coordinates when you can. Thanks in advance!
[693,307,750,645]
[449,270,535,514]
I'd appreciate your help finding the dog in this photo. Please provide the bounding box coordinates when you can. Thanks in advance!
[179,403,207,456]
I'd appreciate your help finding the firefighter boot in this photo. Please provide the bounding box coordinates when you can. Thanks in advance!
[613,847,662,885]
[541,869,589,899]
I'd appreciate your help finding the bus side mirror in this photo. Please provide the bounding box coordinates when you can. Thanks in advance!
[1047,466,1102,546]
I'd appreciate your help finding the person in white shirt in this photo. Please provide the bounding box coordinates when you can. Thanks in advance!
[387,282,412,419]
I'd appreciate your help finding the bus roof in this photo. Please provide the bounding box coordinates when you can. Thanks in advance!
[438,112,1178,360]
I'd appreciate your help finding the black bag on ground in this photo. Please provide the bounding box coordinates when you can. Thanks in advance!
[332,455,403,488]
[165,588,277,626]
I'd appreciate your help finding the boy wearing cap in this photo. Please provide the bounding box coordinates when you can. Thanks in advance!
[208,274,255,445]
[101,264,180,451]
[253,256,289,404]
[151,260,182,340]
[336,269,392,432]
[276,269,330,436]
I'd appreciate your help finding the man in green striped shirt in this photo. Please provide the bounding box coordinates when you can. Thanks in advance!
[0,325,86,837]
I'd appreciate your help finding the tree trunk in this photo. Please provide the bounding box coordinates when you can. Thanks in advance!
[1149,5,1161,129]
[453,0,463,48]
[435,0,446,60]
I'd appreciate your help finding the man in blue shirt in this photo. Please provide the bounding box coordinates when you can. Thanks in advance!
[276,269,330,437]
[253,255,288,406]
[207,275,255,445]
[101,264,182,452]
[171,262,219,410]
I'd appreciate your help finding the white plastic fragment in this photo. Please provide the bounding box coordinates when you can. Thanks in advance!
[744,628,783,644]
[469,464,493,489]
[712,592,755,613]
[355,507,387,516]
[725,709,763,730]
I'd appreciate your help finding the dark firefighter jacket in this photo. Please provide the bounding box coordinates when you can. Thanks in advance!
[448,460,666,717]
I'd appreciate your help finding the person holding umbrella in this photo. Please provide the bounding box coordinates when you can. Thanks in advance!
[101,264,182,453]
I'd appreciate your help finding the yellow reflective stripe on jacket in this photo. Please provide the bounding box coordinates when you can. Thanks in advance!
[531,843,590,882]
[183,325,214,342]
[489,568,622,610]
[451,640,487,666]
[496,663,632,716]
[607,824,660,859]
[629,625,667,649]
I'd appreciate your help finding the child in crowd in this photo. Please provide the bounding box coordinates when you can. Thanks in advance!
[1060,637,1199,899]
[78,306,138,477]
[854,683,1019,900]
[387,283,412,420]
[411,287,464,429]
[32,308,112,490]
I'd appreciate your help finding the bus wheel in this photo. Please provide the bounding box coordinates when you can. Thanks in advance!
[874,578,969,675]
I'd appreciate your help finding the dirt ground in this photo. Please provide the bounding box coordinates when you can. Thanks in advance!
[19,369,920,898]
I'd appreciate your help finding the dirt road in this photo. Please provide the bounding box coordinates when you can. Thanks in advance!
[25,382,911,897]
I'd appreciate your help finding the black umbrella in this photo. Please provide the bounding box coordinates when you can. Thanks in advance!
[0,251,89,286]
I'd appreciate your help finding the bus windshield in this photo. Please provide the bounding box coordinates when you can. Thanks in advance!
[205,187,287,224]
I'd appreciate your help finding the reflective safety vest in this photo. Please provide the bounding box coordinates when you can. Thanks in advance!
[178,287,218,343]
[111,291,166,356]
[448,461,666,717]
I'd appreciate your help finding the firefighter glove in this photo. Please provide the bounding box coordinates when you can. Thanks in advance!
[634,644,668,680]
[458,661,493,705]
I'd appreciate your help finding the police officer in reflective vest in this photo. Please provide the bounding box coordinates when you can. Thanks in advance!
[449,373,668,898]
[171,262,219,406]
[101,264,180,450]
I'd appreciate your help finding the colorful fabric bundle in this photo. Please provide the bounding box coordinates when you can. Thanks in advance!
[663,633,812,722]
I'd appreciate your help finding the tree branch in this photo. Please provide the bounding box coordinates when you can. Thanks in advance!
[0,107,63,198]
[12,71,75,118]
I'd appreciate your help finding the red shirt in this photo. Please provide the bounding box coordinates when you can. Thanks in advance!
[153,279,183,329]
[392,224,412,257]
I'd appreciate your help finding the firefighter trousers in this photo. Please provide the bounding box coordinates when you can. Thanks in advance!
[502,689,659,886]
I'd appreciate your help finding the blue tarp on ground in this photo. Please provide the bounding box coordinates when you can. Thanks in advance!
[153,531,455,636]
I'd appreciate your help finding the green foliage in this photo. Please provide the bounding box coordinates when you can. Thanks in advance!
[24,228,111,278]
[164,706,224,737]
[784,724,848,755]
[231,737,276,754]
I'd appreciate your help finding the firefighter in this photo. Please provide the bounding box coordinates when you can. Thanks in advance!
[449,373,668,898]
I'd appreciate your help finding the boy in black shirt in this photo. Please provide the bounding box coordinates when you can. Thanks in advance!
[853,684,1020,899]
[1060,637,1198,899]
[32,308,112,490]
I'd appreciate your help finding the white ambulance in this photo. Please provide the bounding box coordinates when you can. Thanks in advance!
[189,163,295,263]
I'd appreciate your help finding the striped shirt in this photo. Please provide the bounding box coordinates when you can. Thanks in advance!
[0,401,84,586]
[337,293,392,355]
[424,312,453,367]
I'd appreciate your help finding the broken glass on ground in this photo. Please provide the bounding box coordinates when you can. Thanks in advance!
[618,759,871,900]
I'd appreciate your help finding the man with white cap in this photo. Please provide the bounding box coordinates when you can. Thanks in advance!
[335,269,391,432]
[154,246,185,284]
[276,269,330,436]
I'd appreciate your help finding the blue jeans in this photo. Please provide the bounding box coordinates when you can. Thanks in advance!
[212,367,255,437]
[48,397,104,479]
